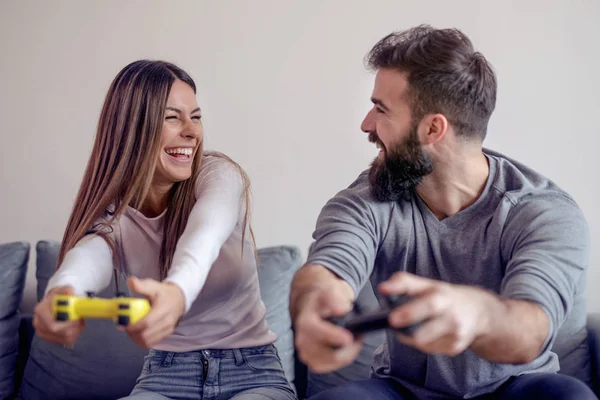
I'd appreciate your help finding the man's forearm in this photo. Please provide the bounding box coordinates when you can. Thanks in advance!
[289,263,355,321]
[471,289,550,364]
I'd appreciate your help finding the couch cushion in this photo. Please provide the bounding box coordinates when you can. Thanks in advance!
[0,241,29,399]
[19,240,148,400]
[256,245,303,385]
[306,281,385,397]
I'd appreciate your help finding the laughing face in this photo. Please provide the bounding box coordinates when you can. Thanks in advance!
[361,69,433,202]
[154,79,203,185]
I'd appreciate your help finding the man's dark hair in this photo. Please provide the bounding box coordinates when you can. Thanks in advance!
[366,25,497,139]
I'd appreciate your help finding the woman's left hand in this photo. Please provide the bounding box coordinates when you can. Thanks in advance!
[122,277,186,348]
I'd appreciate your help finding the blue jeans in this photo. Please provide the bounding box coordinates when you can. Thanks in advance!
[307,373,596,399]
[120,344,297,400]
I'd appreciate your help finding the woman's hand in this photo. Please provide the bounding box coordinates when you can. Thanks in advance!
[33,285,85,346]
[123,277,186,348]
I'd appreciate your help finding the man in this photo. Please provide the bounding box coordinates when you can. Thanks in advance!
[290,25,594,399]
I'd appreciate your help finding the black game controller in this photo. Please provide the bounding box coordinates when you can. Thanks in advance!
[327,294,422,336]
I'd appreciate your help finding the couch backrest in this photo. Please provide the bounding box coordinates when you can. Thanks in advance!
[0,241,30,399]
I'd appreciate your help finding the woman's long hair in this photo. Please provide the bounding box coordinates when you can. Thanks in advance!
[57,60,254,280]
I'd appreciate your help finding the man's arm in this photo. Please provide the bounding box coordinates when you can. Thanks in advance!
[290,174,384,373]
[290,263,362,373]
[383,193,589,364]
[381,273,549,364]
[470,294,549,363]
[290,263,355,322]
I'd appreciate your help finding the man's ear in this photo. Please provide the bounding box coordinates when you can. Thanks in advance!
[418,113,449,145]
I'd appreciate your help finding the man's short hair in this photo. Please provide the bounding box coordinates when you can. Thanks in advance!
[366,25,497,140]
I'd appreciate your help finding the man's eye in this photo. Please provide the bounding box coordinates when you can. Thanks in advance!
[376,107,384,114]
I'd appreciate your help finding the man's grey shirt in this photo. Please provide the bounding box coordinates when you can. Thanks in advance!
[307,149,589,398]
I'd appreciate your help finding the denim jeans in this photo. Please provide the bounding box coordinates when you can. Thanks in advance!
[307,373,596,400]
[119,344,297,400]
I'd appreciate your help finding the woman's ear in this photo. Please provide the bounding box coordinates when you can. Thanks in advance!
[418,113,449,145]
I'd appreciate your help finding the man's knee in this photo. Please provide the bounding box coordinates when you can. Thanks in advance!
[309,379,405,400]
[501,373,596,399]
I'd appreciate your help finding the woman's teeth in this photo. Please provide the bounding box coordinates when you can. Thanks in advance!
[166,148,193,155]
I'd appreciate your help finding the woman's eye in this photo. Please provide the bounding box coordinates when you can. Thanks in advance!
[165,116,178,120]
[192,115,202,120]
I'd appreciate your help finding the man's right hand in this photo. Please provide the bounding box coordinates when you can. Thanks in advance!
[33,285,85,346]
[293,284,363,374]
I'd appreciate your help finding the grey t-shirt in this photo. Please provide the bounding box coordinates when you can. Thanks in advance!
[307,149,589,399]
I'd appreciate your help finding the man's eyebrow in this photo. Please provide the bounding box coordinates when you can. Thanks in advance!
[371,97,390,112]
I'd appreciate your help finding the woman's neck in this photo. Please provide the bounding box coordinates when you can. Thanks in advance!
[137,182,173,218]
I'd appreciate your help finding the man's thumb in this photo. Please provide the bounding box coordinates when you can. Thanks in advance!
[320,288,352,317]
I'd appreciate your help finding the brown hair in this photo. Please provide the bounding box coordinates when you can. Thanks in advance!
[58,60,255,280]
[366,25,497,139]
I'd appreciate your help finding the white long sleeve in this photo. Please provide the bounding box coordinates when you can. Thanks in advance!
[164,157,245,313]
[45,155,273,350]
[45,234,114,297]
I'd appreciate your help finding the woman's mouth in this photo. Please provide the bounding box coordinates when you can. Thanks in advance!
[165,147,193,163]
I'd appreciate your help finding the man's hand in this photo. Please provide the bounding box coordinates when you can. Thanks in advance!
[291,264,364,374]
[33,285,85,346]
[294,286,364,374]
[379,272,490,357]
[122,277,186,349]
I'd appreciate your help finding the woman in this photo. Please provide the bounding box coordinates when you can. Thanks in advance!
[31,60,296,400]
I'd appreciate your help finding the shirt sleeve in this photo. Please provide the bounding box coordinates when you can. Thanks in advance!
[45,234,115,297]
[501,193,590,353]
[163,157,245,313]
[305,175,382,297]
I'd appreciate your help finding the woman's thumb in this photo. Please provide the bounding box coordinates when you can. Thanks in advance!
[128,277,156,297]
[48,285,75,297]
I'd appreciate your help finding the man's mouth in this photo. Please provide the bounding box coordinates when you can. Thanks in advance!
[368,133,385,154]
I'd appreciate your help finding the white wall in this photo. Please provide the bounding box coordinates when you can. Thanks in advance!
[1,0,598,313]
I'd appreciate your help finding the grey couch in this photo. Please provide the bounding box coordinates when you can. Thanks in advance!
[1,240,600,399]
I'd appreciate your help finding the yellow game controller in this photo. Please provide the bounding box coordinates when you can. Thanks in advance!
[52,293,151,326]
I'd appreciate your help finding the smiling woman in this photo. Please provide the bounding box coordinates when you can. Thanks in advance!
[23,60,297,400]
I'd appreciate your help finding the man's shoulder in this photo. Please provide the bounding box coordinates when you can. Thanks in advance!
[484,148,575,206]
[333,169,396,211]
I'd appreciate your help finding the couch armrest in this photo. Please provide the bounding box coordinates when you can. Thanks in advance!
[587,312,600,397]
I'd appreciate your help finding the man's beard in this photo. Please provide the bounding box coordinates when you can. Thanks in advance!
[368,127,434,202]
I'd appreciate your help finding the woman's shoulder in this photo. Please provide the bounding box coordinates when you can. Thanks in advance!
[195,151,249,191]
[200,151,242,173]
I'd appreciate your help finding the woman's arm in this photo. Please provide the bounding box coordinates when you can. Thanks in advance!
[45,234,114,296]
[164,157,246,313]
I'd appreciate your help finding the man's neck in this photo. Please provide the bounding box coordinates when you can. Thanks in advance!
[416,149,489,221]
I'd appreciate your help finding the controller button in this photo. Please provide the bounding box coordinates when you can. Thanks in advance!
[118,315,130,326]
[56,312,69,321]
